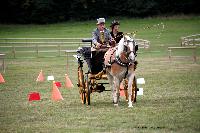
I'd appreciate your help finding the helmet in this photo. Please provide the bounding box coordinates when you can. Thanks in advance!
[110,20,120,28]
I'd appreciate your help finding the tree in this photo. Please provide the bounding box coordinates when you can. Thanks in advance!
[0,0,199,24]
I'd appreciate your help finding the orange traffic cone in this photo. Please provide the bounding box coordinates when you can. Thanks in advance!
[65,74,74,88]
[51,81,64,101]
[36,70,44,82]
[0,73,5,83]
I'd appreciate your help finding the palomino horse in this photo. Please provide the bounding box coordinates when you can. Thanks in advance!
[104,35,138,107]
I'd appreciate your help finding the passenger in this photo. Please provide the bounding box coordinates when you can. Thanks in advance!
[104,20,124,67]
[110,20,123,44]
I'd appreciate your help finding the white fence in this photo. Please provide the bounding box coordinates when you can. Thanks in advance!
[0,38,150,58]
[168,46,197,63]
[181,34,200,46]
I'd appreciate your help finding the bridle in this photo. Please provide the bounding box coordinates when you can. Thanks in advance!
[115,36,137,66]
[123,37,137,61]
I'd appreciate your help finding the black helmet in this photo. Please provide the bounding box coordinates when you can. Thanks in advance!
[110,20,120,28]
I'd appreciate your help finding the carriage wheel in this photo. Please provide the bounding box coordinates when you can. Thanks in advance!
[85,74,91,105]
[132,76,137,102]
[78,67,86,104]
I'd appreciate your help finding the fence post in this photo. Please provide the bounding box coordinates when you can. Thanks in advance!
[12,46,16,58]
[192,38,195,46]
[36,45,39,57]
[58,45,61,56]
[168,48,172,61]
[65,51,69,74]
[193,47,197,63]
[0,54,5,73]
[180,37,183,46]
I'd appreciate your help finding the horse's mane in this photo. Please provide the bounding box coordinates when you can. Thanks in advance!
[116,37,124,57]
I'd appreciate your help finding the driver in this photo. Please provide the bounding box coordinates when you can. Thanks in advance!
[110,20,123,44]
[90,18,114,73]
[92,18,115,51]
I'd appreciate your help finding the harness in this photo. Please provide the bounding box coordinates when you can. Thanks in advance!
[115,38,137,78]
[115,53,132,79]
[106,48,134,79]
[105,36,137,78]
[115,55,132,67]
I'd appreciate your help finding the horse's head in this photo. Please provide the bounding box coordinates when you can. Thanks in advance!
[116,35,137,64]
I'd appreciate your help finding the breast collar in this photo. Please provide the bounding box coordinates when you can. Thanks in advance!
[115,55,132,67]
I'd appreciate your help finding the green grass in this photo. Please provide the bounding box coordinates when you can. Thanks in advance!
[0,16,200,132]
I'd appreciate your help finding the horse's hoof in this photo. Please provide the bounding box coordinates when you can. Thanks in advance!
[128,103,133,107]
[128,105,133,108]
[114,104,118,107]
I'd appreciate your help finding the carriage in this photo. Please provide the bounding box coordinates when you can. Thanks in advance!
[77,37,138,106]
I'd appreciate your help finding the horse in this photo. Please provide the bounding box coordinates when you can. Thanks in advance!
[104,35,138,107]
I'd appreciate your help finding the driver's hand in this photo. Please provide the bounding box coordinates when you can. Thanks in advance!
[96,43,102,49]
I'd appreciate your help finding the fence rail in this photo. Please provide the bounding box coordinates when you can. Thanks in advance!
[0,38,150,58]
[0,38,83,40]
[168,46,197,62]
[135,39,150,48]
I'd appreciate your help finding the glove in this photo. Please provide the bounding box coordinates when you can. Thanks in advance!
[96,43,102,49]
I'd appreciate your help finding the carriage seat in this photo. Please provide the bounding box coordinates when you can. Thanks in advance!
[78,46,91,60]
[78,46,106,74]
[80,38,107,74]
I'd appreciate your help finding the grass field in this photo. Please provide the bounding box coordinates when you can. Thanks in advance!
[0,16,200,133]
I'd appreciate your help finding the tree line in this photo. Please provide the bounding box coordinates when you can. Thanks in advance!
[0,0,199,24]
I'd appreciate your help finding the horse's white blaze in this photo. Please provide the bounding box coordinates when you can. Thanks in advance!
[129,52,135,62]
[126,36,135,62]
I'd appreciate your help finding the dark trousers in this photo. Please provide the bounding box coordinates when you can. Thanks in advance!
[90,51,105,74]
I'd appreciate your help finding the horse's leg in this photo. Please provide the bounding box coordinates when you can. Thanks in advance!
[106,71,115,103]
[113,76,120,106]
[123,79,129,101]
[127,73,135,107]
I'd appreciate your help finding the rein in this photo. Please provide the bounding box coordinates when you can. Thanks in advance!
[115,40,135,67]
